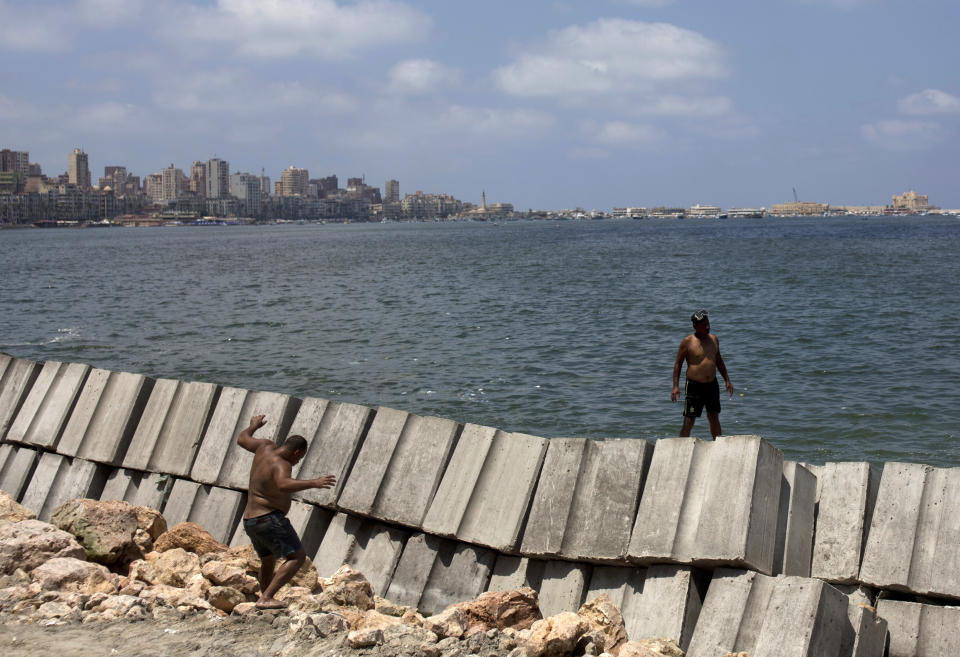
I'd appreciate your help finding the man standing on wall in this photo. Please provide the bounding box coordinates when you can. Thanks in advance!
[671,310,734,439]
[237,414,336,609]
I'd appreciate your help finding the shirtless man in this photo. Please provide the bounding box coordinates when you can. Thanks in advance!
[238,414,335,609]
[670,310,734,439]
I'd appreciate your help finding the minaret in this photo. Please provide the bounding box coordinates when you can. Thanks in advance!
[481,190,487,211]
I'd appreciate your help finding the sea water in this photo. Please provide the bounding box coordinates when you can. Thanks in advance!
[2,215,957,466]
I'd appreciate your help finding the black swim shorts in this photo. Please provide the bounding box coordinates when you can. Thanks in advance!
[242,510,303,559]
[683,378,721,418]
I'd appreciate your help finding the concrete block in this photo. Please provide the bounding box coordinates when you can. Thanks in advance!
[488,555,546,593]
[0,355,41,441]
[386,533,496,615]
[520,438,585,557]
[423,424,547,551]
[628,435,783,574]
[337,407,459,528]
[6,361,91,449]
[162,479,245,544]
[19,452,107,521]
[190,387,301,488]
[774,461,817,576]
[538,560,590,617]
[0,443,40,500]
[522,438,652,562]
[877,599,960,657]
[288,397,372,507]
[122,379,219,476]
[811,462,881,584]
[689,569,876,657]
[843,599,888,657]
[57,369,155,465]
[99,468,172,510]
[311,512,407,596]
[229,499,333,558]
[860,463,960,600]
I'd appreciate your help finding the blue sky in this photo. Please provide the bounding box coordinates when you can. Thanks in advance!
[1,0,958,210]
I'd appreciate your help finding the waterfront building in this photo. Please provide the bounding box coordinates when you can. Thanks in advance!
[769,201,829,215]
[837,205,886,216]
[230,172,262,215]
[727,208,766,218]
[68,148,91,189]
[144,173,162,201]
[259,172,271,198]
[206,158,230,199]
[687,203,722,218]
[1,149,29,176]
[279,166,309,196]
[189,161,207,197]
[317,174,338,197]
[610,207,648,219]
[385,179,399,203]
[160,165,185,202]
[99,166,127,192]
[891,190,930,213]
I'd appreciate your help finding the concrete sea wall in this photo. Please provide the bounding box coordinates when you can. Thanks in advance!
[0,352,956,656]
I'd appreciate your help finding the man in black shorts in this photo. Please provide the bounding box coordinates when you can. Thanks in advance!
[237,414,336,609]
[670,310,734,438]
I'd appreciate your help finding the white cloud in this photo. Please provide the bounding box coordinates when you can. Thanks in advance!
[897,89,960,116]
[387,59,462,95]
[620,0,675,6]
[494,19,725,98]
[157,0,430,59]
[437,105,556,138]
[73,102,149,134]
[584,120,664,144]
[635,95,733,117]
[861,119,943,150]
[0,1,72,52]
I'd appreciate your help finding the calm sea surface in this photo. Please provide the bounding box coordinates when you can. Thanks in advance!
[2,216,958,467]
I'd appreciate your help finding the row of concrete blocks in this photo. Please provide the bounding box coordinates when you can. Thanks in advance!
[0,355,837,580]
[0,443,891,657]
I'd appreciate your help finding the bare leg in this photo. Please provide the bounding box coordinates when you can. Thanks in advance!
[679,416,695,437]
[257,548,307,607]
[706,412,722,439]
[258,556,275,597]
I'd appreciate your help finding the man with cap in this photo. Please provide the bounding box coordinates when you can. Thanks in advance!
[670,310,734,438]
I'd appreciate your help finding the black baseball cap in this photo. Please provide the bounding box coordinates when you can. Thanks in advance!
[691,309,709,322]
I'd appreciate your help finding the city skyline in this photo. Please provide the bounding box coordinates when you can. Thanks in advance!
[1,1,958,209]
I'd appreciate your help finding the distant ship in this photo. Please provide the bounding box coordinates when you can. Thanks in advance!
[727,207,766,218]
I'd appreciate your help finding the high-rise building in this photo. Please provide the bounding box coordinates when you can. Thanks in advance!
[161,164,184,201]
[99,166,127,191]
[190,161,207,197]
[317,175,338,197]
[230,172,262,214]
[144,174,163,201]
[279,166,309,196]
[385,180,399,203]
[206,158,229,199]
[1,149,29,175]
[68,148,91,188]
[259,171,271,197]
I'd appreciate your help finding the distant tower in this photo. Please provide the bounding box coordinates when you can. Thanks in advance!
[68,148,90,188]
[481,190,487,211]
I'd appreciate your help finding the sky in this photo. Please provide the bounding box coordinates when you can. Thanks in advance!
[1,0,958,210]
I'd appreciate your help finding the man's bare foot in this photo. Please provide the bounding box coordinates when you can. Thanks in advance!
[255,598,287,610]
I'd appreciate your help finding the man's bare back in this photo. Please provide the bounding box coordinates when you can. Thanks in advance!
[246,442,297,518]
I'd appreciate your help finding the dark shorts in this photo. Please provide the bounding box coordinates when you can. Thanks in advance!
[243,510,303,559]
[683,378,721,418]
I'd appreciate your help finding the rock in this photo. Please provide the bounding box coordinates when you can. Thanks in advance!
[50,498,141,566]
[133,506,167,540]
[35,600,81,622]
[452,587,542,636]
[0,519,87,574]
[208,585,246,612]
[348,627,384,648]
[129,547,202,587]
[578,594,627,654]
[0,490,36,525]
[282,556,319,592]
[314,565,374,610]
[313,611,351,636]
[29,557,119,595]
[201,561,249,588]
[524,612,589,657]
[617,639,684,657]
[186,572,211,597]
[0,567,30,588]
[361,608,406,630]
[153,522,228,556]
[424,606,469,639]
[375,594,412,617]
[88,594,142,616]
[138,583,213,612]
[232,602,258,616]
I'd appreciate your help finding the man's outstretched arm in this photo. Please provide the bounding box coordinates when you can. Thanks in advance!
[271,465,336,493]
[237,414,274,453]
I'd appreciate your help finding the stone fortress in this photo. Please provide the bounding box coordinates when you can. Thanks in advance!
[0,353,956,657]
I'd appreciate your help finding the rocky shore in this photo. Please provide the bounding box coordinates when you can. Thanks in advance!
[0,491,749,657]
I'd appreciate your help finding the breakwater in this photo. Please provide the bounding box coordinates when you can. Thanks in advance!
[1,353,957,656]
